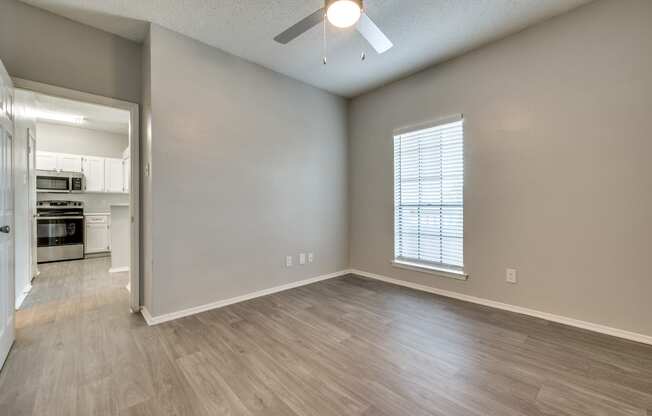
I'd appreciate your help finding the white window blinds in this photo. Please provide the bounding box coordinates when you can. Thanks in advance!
[394,117,464,271]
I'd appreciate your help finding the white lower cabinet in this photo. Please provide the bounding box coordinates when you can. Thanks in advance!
[85,215,110,254]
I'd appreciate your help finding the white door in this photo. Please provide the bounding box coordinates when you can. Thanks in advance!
[0,62,15,367]
[57,154,83,172]
[35,152,57,171]
[82,157,105,192]
[105,158,124,193]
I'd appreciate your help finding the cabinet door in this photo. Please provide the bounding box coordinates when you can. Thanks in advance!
[105,158,124,193]
[57,154,83,173]
[122,156,130,193]
[85,218,110,254]
[82,157,105,192]
[35,152,57,171]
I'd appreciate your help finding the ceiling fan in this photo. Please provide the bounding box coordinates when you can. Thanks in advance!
[274,0,393,56]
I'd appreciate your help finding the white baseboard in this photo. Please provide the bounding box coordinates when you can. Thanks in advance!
[351,268,652,346]
[15,283,32,310]
[141,269,353,326]
[141,306,154,325]
[16,293,27,310]
[109,266,129,273]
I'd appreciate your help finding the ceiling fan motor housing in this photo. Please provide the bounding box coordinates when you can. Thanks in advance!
[325,0,363,11]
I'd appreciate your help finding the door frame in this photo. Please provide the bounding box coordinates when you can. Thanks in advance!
[27,130,36,281]
[13,78,141,312]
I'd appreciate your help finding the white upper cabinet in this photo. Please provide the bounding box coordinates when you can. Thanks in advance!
[35,152,57,171]
[57,154,83,173]
[105,158,125,193]
[35,151,82,172]
[36,151,128,194]
[82,157,105,192]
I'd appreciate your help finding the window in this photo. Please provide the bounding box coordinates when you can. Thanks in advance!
[393,116,464,276]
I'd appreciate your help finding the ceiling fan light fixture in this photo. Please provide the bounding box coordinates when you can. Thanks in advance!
[326,0,362,28]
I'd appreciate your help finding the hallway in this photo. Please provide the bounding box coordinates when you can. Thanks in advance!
[0,258,141,415]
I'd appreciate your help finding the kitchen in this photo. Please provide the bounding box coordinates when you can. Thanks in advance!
[28,92,132,295]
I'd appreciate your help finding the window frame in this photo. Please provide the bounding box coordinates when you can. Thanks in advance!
[392,114,468,280]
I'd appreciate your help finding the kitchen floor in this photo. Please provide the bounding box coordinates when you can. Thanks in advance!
[19,257,128,310]
[1,259,652,415]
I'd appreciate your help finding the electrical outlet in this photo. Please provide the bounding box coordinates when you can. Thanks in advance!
[286,256,293,267]
[299,253,306,265]
[506,268,517,284]
[308,252,314,263]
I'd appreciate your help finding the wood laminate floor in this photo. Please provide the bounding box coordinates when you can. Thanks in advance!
[1,258,651,415]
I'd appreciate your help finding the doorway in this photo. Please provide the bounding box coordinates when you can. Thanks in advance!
[12,79,140,313]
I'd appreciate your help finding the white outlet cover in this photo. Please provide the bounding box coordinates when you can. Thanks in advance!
[286,256,293,267]
[299,253,306,265]
[308,252,314,263]
[506,268,517,284]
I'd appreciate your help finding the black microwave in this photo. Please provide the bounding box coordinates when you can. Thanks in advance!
[36,170,85,193]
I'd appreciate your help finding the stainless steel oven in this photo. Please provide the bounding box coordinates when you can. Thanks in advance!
[36,170,85,193]
[36,200,85,263]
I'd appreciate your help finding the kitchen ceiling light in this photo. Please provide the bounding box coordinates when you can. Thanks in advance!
[326,0,362,28]
[27,109,85,124]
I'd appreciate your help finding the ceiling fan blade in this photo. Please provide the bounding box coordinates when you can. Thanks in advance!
[274,8,325,44]
[356,13,393,54]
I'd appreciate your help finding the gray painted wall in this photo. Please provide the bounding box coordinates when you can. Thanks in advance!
[146,25,348,316]
[0,0,141,104]
[36,122,128,158]
[348,0,652,337]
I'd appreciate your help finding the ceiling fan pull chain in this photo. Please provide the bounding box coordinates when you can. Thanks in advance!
[323,12,328,65]
[360,2,366,62]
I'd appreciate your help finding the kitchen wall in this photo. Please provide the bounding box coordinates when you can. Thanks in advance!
[144,25,348,317]
[0,0,141,104]
[36,122,128,158]
[36,121,130,213]
[348,0,652,337]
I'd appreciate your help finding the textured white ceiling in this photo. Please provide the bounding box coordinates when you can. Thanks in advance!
[30,92,130,134]
[20,0,593,97]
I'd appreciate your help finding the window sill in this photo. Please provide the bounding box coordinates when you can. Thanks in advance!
[391,260,469,281]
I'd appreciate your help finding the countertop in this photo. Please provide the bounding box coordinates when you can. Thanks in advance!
[85,205,129,216]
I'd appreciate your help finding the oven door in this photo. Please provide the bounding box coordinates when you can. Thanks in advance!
[37,216,84,247]
[36,175,70,193]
